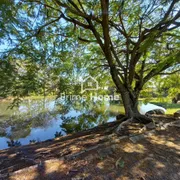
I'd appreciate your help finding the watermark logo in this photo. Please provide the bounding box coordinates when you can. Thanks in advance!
[57,75,121,102]
[81,76,99,93]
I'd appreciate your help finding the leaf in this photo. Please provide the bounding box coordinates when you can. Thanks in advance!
[119,160,125,168]
[139,30,159,53]
[115,157,125,168]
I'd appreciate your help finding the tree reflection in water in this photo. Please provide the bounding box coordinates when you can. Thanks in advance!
[0,98,121,149]
[7,140,21,147]
[57,98,121,134]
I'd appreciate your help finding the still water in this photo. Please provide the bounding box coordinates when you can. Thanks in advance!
[0,97,122,150]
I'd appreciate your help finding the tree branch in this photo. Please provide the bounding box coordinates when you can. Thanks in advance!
[61,13,90,29]
[36,16,62,35]
[159,69,180,75]
[143,51,180,84]
[78,37,97,43]
[26,0,60,12]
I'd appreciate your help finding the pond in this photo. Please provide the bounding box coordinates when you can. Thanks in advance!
[0,97,123,150]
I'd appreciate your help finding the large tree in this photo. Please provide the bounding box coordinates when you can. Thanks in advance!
[1,0,180,125]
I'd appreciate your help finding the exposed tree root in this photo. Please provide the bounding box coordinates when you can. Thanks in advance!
[116,117,133,133]
[116,114,152,134]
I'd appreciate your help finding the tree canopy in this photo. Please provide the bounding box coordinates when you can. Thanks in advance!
[0,0,180,121]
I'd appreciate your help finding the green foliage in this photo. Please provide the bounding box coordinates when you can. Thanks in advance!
[163,73,180,98]
[54,131,62,138]
[139,30,159,53]
[0,0,179,111]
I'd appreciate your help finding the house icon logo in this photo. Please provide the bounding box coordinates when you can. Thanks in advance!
[81,76,99,93]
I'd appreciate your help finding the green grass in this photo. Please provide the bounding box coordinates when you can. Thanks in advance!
[147,100,180,115]
[166,108,179,114]
[139,97,180,115]
[106,99,179,115]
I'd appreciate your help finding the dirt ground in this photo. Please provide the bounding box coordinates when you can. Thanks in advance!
[0,116,179,180]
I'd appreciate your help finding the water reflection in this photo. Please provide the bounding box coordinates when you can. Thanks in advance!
[7,140,21,147]
[0,97,122,150]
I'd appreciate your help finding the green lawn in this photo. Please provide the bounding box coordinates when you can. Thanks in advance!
[166,108,179,114]
[142,98,180,115]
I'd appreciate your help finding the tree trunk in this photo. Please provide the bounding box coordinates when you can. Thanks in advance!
[120,89,152,124]
[121,90,138,117]
[107,59,152,124]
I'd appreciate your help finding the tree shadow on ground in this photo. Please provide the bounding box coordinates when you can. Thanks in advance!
[0,121,179,180]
